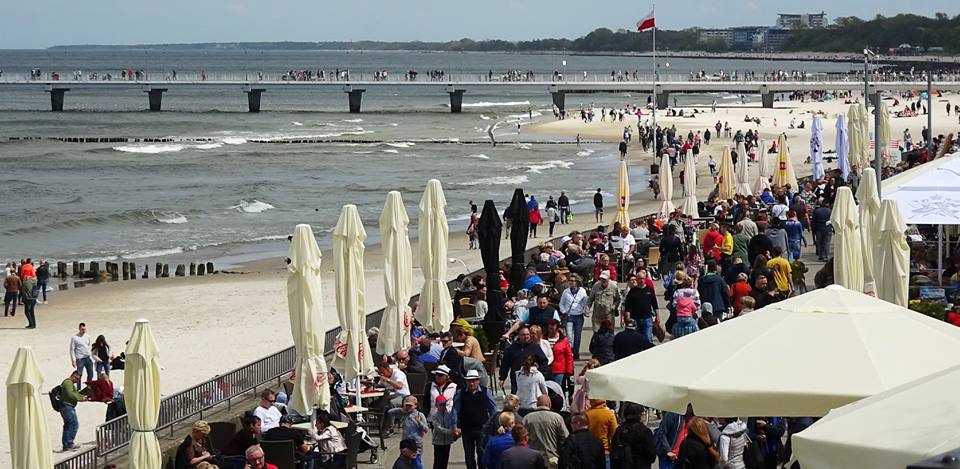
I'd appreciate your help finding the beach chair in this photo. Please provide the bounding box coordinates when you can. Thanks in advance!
[358,394,388,463]
[282,381,293,397]
[208,421,237,453]
[260,439,297,469]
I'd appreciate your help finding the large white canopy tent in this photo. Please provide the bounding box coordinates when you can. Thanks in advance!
[586,286,960,417]
[793,363,960,469]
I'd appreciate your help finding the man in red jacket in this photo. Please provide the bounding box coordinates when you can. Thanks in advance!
[701,223,724,262]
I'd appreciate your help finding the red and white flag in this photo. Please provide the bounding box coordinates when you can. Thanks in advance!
[636,10,655,32]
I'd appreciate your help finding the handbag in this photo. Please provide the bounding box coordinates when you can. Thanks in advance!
[652,312,666,342]
[742,434,766,469]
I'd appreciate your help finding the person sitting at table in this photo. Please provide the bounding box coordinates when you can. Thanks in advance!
[221,413,262,458]
[396,348,426,375]
[374,361,410,410]
[82,372,114,403]
[175,420,218,469]
[262,414,310,464]
[309,410,348,468]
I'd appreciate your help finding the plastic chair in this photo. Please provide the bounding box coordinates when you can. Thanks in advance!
[260,439,297,469]
[208,421,237,453]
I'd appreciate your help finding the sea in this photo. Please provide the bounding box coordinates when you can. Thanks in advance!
[0,49,857,267]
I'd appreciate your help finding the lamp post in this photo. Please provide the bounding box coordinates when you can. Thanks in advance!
[864,48,881,187]
[448,257,469,274]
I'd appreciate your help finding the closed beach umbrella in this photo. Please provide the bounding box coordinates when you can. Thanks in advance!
[417,179,453,332]
[831,187,864,292]
[6,347,53,469]
[836,114,851,181]
[847,105,862,171]
[735,141,752,196]
[772,134,799,191]
[587,285,960,417]
[794,363,960,469]
[877,101,891,160]
[657,153,675,218]
[612,159,630,227]
[680,150,698,216]
[333,204,375,381]
[125,319,161,469]
[287,224,331,413]
[753,139,771,194]
[507,188,529,295]
[377,192,413,357]
[811,115,825,180]
[857,168,881,295]
[718,145,736,200]
[875,199,909,306]
[478,200,506,337]
[856,102,870,167]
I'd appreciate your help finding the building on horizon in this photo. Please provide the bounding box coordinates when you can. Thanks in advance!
[776,12,828,29]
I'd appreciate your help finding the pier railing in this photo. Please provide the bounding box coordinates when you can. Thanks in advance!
[5,70,960,84]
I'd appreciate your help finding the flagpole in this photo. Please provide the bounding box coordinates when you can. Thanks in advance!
[651,1,657,156]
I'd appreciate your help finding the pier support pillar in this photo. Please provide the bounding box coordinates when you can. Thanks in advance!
[551,91,566,114]
[47,88,70,112]
[761,92,775,108]
[655,91,670,110]
[343,86,366,113]
[145,88,167,112]
[447,88,465,113]
[245,88,265,113]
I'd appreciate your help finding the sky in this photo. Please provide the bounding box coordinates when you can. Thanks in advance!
[1,0,956,49]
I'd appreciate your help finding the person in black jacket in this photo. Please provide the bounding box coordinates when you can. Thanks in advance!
[498,326,548,394]
[658,225,684,275]
[612,320,653,361]
[677,417,720,469]
[588,320,615,365]
[610,403,656,469]
[558,413,605,469]
[622,274,658,328]
[697,260,730,319]
[748,224,774,267]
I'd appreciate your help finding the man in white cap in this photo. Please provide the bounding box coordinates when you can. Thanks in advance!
[453,370,497,469]
[427,365,457,417]
[587,270,621,331]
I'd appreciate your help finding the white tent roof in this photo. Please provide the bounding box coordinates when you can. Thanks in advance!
[586,285,960,417]
[794,363,960,469]
[881,153,960,224]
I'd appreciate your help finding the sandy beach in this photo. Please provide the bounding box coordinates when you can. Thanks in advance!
[2,86,956,466]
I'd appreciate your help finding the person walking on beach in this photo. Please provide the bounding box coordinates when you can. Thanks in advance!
[619,140,628,159]
[593,189,604,222]
[21,273,38,329]
[70,323,94,390]
[36,260,50,304]
[4,268,20,317]
[558,192,570,225]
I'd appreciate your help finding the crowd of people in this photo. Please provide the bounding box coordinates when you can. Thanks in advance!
[3,258,51,328]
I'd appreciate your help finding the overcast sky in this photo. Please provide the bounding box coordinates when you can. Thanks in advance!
[2,0,955,49]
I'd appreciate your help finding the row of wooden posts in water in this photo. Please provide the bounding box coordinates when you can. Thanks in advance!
[54,260,217,281]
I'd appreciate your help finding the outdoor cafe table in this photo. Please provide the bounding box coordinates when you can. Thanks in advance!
[294,420,348,430]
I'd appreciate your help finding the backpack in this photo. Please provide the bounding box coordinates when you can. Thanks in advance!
[49,385,65,412]
[609,423,635,469]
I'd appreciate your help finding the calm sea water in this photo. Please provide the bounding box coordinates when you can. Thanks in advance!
[0,50,855,266]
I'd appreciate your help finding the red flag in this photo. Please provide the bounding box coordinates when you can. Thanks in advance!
[636,10,655,32]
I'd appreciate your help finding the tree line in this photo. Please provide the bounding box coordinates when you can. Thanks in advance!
[50,13,958,54]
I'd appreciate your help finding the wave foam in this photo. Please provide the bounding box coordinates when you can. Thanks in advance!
[229,199,275,213]
[460,175,529,186]
[576,149,596,157]
[154,213,188,224]
[113,144,184,154]
[342,118,364,123]
[462,101,531,108]
[291,121,304,126]
[510,160,574,174]
[479,114,492,120]
[462,154,489,160]
[386,142,415,148]
[195,143,223,150]
[221,137,248,145]
[382,149,399,154]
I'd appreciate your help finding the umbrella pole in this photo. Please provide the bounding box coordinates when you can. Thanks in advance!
[938,224,943,285]
[355,377,364,422]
